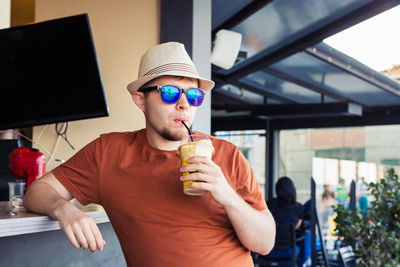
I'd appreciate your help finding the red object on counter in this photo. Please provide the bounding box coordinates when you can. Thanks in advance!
[8,147,46,189]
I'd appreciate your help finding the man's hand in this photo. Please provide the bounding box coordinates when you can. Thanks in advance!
[52,200,106,252]
[24,172,106,253]
[179,155,275,255]
[179,155,238,205]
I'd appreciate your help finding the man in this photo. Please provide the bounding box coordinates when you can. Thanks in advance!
[24,42,275,267]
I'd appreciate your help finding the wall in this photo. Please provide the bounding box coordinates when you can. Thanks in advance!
[0,0,10,29]
[11,0,35,26]
[33,0,160,170]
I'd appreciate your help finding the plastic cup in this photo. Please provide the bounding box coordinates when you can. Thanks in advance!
[178,134,214,196]
[8,181,26,209]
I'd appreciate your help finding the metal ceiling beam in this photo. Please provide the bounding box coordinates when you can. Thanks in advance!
[213,73,296,104]
[306,44,400,98]
[216,0,400,81]
[212,103,264,112]
[211,116,266,132]
[229,79,297,104]
[211,103,362,130]
[212,106,400,131]
[211,102,363,115]
[270,106,400,130]
[212,89,252,105]
[211,0,272,36]
[250,103,362,119]
[262,68,365,105]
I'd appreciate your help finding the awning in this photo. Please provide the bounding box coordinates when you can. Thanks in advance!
[211,0,400,131]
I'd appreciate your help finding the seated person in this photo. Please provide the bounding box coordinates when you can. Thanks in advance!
[265,177,304,260]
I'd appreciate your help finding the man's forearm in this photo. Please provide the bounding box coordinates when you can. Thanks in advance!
[24,180,70,219]
[224,193,275,255]
[24,178,106,252]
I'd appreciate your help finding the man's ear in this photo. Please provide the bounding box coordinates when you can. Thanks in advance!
[132,91,146,112]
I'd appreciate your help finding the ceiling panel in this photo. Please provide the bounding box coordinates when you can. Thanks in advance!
[240,71,327,104]
[269,51,400,107]
[229,0,372,65]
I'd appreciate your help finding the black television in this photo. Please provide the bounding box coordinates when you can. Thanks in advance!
[0,14,109,130]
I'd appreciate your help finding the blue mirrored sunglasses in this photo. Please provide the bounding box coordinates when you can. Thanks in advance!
[138,85,205,107]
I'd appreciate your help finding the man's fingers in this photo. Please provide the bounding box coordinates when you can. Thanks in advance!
[180,162,215,175]
[56,203,104,252]
[190,181,212,191]
[89,222,105,251]
[62,217,104,252]
[72,223,89,250]
[180,172,209,182]
[82,221,97,252]
[64,226,80,248]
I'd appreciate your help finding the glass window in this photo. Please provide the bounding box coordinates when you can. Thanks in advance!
[279,125,400,205]
[214,130,266,196]
[280,125,400,242]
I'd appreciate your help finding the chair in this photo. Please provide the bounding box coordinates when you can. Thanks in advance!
[253,224,297,267]
[338,245,357,267]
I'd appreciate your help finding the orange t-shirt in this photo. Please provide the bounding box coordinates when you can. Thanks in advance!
[52,129,267,267]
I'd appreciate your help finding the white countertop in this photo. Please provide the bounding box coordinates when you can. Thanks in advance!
[0,201,109,237]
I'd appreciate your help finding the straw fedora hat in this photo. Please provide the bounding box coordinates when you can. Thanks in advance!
[127,42,215,94]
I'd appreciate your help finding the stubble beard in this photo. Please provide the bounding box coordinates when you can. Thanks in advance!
[159,128,184,141]
[145,107,191,142]
[148,118,187,141]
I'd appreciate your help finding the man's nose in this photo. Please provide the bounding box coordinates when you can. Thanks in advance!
[176,92,190,110]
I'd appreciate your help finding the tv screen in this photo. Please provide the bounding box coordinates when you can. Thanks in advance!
[0,14,109,130]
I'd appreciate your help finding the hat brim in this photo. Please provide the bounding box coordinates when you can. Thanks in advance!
[127,71,215,94]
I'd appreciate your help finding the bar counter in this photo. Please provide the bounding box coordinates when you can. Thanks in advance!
[0,201,125,266]
[0,201,109,237]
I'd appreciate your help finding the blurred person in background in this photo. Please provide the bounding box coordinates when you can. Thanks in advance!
[263,177,304,262]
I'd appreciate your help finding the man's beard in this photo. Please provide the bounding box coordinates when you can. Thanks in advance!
[150,119,187,141]
[159,128,183,141]
[145,110,190,141]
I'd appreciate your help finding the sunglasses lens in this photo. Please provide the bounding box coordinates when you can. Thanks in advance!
[186,88,204,106]
[160,85,181,104]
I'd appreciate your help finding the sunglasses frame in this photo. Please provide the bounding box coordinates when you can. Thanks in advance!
[138,85,206,106]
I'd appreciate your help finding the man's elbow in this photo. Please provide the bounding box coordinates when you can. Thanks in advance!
[254,242,274,256]
[252,234,275,255]
[24,179,51,212]
[253,227,276,255]
[257,217,276,255]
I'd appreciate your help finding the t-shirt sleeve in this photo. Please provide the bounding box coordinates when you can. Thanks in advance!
[231,146,267,211]
[52,137,102,206]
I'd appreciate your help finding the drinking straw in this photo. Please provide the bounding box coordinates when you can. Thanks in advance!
[181,121,194,141]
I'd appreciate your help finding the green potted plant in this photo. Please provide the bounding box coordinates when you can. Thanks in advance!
[334,168,400,266]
